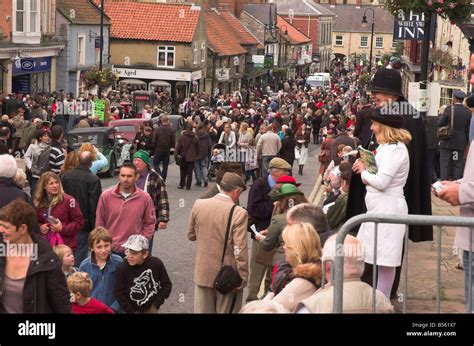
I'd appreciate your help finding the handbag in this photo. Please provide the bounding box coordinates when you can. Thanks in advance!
[318,151,327,163]
[213,205,243,296]
[295,147,301,160]
[437,102,455,140]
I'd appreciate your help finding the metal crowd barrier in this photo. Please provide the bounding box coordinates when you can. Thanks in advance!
[332,214,474,313]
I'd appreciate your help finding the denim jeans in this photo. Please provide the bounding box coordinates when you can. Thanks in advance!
[463,250,474,313]
[74,231,90,267]
[153,151,170,181]
[262,155,275,177]
[148,234,155,253]
[194,158,209,184]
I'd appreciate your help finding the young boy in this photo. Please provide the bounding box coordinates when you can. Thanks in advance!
[79,227,123,311]
[67,272,114,314]
[115,235,172,313]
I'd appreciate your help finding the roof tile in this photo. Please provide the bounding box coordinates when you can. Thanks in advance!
[57,0,109,25]
[220,11,263,48]
[101,1,200,42]
[277,16,311,45]
[207,11,247,56]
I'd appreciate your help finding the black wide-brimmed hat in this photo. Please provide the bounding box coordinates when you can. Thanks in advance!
[369,112,404,129]
[369,68,404,98]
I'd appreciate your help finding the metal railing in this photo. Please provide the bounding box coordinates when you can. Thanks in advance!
[332,214,474,313]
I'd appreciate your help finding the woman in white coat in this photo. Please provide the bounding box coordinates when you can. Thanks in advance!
[352,113,412,298]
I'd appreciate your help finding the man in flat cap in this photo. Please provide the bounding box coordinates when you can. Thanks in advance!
[438,89,472,180]
[188,172,248,313]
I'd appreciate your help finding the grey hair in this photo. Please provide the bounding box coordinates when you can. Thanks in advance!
[322,234,365,280]
[0,154,18,178]
[13,168,27,188]
[268,168,287,176]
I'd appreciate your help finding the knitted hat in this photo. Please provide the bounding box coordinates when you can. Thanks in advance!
[132,150,151,166]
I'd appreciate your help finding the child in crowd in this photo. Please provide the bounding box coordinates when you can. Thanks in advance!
[245,138,258,183]
[211,148,225,163]
[133,125,154,155]
[115,235,172,314]
[79,227,123,311]
[67,272,114,314]
[53,244,77,278]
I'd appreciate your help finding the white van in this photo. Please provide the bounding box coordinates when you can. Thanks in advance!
[306,73,331,89]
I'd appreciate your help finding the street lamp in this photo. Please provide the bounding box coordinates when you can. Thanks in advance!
[361,7,375,73]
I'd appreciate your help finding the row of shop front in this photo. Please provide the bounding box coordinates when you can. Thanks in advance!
[0,45,64,96]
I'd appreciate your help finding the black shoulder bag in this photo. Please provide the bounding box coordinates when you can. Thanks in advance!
[213,204,243,300]
[437,103,455,140]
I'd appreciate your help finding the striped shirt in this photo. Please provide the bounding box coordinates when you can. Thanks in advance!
[49,141,65,174]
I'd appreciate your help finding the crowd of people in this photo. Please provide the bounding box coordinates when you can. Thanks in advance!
[0,55,473,314]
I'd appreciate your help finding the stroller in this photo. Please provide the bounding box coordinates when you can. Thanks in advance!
[208,143,226,181]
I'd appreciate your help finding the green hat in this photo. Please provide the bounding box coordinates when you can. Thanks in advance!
[133,150,151,166]
[270,183,304,202]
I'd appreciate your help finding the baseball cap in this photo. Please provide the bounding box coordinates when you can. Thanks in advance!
[122,235,149,252]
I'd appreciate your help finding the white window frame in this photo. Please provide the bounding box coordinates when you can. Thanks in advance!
[375,37,384,49]
[12,0,41,44]
[392,40,399,49]
[42,0,50,34]
[157,46,175,68]
[193,43,198,64]
[335,35,343,46]
[360,36,368,48]
[78,34,86,67]
[200,42,206,63]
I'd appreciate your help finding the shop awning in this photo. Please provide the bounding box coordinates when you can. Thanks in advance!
[118,79,146,85]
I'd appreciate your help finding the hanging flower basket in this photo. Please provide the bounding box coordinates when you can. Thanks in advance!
[385,0,471,26]
[83,67,119,90]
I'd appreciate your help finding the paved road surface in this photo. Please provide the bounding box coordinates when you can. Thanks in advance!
[47,143,321,313]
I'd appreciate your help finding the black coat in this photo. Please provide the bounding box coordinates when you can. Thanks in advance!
[345,102,433,242]
[61,165,102,233]
[5,98,20,117]
[438,104,472,151]
[0,233,71,313]
[247,176,273,236]
[0,177,33,209]
[279,136,296,165]
[353,105,374,147]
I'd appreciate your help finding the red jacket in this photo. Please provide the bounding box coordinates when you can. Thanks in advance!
[37,194,84,250]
